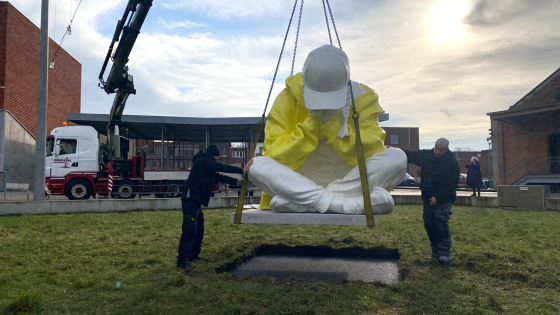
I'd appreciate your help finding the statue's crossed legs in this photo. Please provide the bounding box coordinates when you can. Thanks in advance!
[249,148,407,215]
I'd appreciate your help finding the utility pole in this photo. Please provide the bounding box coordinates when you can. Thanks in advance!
[34,0,49,201]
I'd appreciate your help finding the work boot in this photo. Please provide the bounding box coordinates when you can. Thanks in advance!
[438,256,451,265]
[189,257,210,263]
[176,260,191,270]
[426,250,439,260]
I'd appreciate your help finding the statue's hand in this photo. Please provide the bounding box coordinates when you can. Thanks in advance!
[244,159,254,173]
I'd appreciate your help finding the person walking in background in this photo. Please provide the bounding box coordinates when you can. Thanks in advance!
[466,157,483,197]
[404,138,460,265]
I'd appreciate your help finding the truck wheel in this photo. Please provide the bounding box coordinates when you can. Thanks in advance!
[164,180,183,198]
[114,179,137,199]
[65,179,93,200]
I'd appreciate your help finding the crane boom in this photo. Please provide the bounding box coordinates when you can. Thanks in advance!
[99,0,153,160]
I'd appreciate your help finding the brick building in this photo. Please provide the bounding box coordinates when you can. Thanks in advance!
[0,1,81,136]
[488,68,560,192]
[0,2,81,189]
[383,127,420,177]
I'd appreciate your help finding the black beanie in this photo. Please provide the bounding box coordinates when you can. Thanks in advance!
[206,144,220,157]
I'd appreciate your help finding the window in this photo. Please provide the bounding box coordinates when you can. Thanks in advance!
[58,139,77,155]
[555,87,560,102]
[46,138,54,157]
[232,151,245,158]
[390,135,399,145]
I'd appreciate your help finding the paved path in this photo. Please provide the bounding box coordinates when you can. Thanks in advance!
[392,188,497,197]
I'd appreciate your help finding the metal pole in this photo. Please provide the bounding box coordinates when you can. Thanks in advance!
[1,171,6,201]
[501,122,506,185]
[0,111,5,173]
[161,128,164,169]
[34,0,49,201]
[488,142,491,182]
[205,126,210,148]
[0,112,5,199]
[407,127,410,174]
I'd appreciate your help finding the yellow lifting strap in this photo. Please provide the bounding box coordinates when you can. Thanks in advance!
[351,110,375,227]
[234,114,265,224]
[348,82,375,227]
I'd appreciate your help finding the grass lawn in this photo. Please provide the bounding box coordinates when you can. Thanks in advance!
[0,205,559,315]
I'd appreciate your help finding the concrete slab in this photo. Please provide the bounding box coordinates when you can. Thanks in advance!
[209,196,260,208]
[0,201,50,215]
[99,200,117,212]
[545,198,560,211]
[232,255,400,284]
[55,200,100,214]
[231,209,378,226]
[169,198,181,209]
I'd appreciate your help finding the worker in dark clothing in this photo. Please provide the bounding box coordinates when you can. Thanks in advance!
[404,138,460,265]
[177,144,253,269]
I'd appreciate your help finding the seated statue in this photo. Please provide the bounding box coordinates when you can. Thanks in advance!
[247,45,407,215]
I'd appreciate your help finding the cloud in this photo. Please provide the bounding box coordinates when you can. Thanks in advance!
[463,0,558,26]
[159,0,293,20]
[8,0,560,151]
[441,108,452,117]
[157,17,209,30]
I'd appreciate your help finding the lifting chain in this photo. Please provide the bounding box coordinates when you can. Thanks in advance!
[236,0,376,227]
[291,0,305,76]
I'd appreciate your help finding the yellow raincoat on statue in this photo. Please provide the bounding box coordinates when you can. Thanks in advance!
[259,73,387,209]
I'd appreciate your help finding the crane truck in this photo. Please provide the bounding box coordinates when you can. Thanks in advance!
[45,0,194,200]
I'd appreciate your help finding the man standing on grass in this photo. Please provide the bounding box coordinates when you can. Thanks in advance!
[404,138,460,265]
[177,145,253,270]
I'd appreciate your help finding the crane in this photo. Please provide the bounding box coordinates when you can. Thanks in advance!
[98,0,153,161]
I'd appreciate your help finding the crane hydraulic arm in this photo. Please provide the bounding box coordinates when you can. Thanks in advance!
[98,0,153,160]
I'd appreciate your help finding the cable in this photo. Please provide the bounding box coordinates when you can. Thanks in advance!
[321,0,332,45]
[290,0,304,76]
[325,0,341,49]
[50,0,84,66]
[55,0,57,41]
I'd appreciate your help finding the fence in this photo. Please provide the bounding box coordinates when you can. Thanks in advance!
[505,157,560,185]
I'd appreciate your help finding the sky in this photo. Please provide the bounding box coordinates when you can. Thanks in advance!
[11,0,560,150]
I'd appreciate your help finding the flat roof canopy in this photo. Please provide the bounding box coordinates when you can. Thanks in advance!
[67,113,389,143]
[67,113,267,143]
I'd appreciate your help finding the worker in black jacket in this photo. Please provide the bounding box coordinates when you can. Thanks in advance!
[176,144,252,269]
[404,138,460,265]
